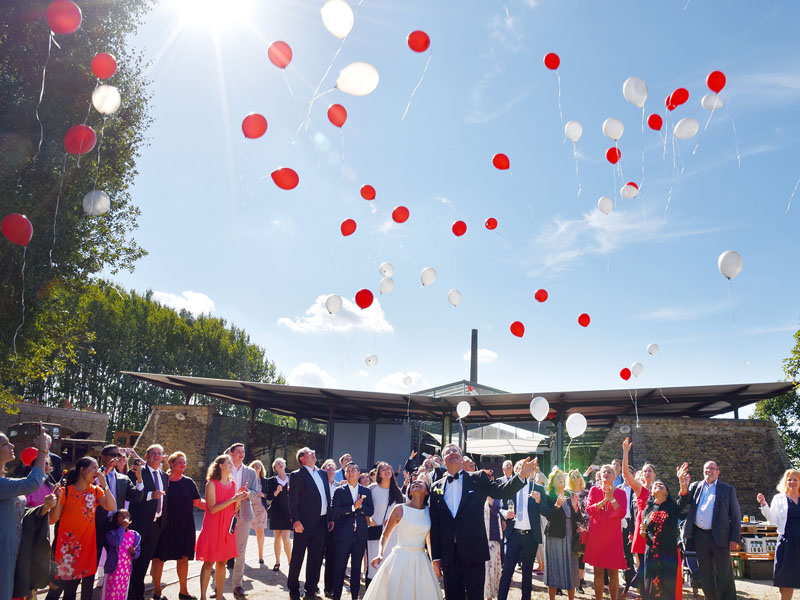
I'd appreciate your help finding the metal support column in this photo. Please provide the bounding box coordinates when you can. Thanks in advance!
[325,405,335,460]
[442,414,452,451]
[367,420,376,467]
[246,403,256,462]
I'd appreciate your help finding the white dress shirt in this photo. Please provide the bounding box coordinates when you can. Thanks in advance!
[305,465,328,516]
[348,483,359,505]
[444,470,464,517]
[232,463,244,489]
[514,479,533,531]
[695,480,717,530]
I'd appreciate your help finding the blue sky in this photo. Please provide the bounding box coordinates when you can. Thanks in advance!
[110,0,800,410]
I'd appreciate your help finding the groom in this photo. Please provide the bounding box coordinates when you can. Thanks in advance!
[429,443,539,600]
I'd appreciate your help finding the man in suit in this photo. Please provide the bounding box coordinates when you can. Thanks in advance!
[320,459,341,598]
[333,453,351,483]
[226,443,261,599]
[330,462,374,600]
[128,444,168,600]
[288,447,334,600]
[429,443,537,600]
[496,459,514,564]
[497,459,551,600]
[676,460,742,600]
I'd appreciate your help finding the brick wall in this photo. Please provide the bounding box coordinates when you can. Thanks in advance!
[592,416,792,514]
[0,402,108,440]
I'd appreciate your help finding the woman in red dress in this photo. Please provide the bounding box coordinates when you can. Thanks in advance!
[584,464,627,600]
[195,455,248,600]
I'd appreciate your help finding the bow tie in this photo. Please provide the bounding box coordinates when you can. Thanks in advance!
[447,472,461,483]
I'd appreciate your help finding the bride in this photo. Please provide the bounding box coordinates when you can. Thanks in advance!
[364,478,443,600]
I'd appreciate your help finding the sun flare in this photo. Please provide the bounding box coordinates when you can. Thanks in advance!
[176,0,254,33]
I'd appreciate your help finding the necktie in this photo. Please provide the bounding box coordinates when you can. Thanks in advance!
[517,485,526,523]
[106,470,117,506]
[153,469,163,517]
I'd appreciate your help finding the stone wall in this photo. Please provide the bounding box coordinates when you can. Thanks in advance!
[592,416,791,514]
[0,402,108,440]
[133,405,325,484]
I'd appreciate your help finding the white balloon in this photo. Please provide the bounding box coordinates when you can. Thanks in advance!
[320,0,354,40]
[82,190,110,216]
[456,401,471,419]
[565,413,587,438]
[92,84,121,115]
[564,120,583,143]
[598,196,613,215]
[403,375,412,386]
[336,62,379,96]
[325,294,342,314]
[622,76,648,108]
[602,118,624,141]
[673,117,699,139]
[701,93,724,111]
[447,289,462,307]
[647,343,660,356]
[379,262,394,277]
[529,396,549,422]
[631,362,644,377]
[420,267,436,286]
[365,354,378,367]
[718,250,743,280]
[379,277,394,294]
[620,183,639,200]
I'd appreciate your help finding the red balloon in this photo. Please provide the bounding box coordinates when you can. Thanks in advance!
[327,104,347,128]
[510,321,525,338]
[91,53,117,79]
[268,41,292,69]
[626,181,639,190]
[271,167,299,190]
[355,289,374,309]
[492,153,510,170]
[360,185,376,200]
[665,95,677,111]
[543,52,560,70]
[64,124,96,155]
[407,30,430,53]
[392,206,410,223]
[534,289,548,303]
[671,88,689,106]
[47,0,82,35]
[241,113,268,139]
[340,218,356,236]
[467,385,474,392]
[20,447,38,467]
[452,220,467,237]
[707,70,726,94]
[606,147,621,165]
[647,114,663,131]
[620,368,632,381]
[1,214,33,246]
[578,313,591,327]
[485,217,498,230]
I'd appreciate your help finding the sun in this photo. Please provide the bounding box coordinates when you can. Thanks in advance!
[176,0,254,33]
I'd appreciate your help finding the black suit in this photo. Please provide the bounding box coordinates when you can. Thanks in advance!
[128,466,168,600]
[497,482,551,600]
[430,470,525,600]
[677,479,741,600]
[330,484,374,600]
[287,466,333,600]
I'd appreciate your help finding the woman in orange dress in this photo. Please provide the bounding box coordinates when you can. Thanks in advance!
[195,455,248,600]
[47,456,117,600]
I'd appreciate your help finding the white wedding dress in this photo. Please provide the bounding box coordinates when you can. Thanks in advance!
[362,505,443,600]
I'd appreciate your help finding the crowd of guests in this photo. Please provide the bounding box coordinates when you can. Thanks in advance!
[0,425,798,600]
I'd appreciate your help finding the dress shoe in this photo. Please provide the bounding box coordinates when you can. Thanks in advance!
[233,587,246,600]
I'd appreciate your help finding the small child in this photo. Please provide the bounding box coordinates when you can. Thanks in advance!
[101,509,141,600]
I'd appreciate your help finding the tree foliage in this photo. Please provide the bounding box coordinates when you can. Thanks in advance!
[22,281,286,437]
[0,0,154,404]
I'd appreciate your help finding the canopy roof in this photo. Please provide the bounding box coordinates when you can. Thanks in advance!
[121,372,792,427]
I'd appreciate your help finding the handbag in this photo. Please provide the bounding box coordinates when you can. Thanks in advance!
[367,500,392,541]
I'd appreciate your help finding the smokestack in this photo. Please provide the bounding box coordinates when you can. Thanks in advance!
[470,329,478,383]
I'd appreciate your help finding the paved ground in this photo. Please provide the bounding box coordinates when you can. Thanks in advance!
[39,513,780,600]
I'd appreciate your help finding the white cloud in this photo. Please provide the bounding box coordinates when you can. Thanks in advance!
[437,196,452,204]
[635,303,726,322]
[734,70,800,108]
[286,362,337,388]
[278,295,393,334]
[462,348,499,364]
[151,290,214,315]
[374,371,429,394]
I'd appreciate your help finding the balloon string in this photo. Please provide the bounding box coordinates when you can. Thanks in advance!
[33,33,58,160]
[49,154,68,267]
[555,70,564,127]
[401,53,432,121]
[786,178,799,214]
[93,118,107,191]
[692,99,718,157]
[725,104,741,168]
[727,280,736,327]
[305,41,345,132]
[659,388,670,404]
[340,128,345,184]
[281,70,296,101]
[329,315,346,387]
[11,246,28,360]
[572,143,582,197]
[628,389,640,429]
[640,107,646,191]
[510,170,533,220]
[664,134,677,224]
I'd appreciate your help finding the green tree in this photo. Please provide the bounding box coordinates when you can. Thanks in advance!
[752,327,800,466]
[0,0,154,406]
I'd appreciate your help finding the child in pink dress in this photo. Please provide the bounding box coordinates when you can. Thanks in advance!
[102,509,141,600]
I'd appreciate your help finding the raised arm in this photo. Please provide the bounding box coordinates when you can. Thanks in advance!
[622,438,643,497]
